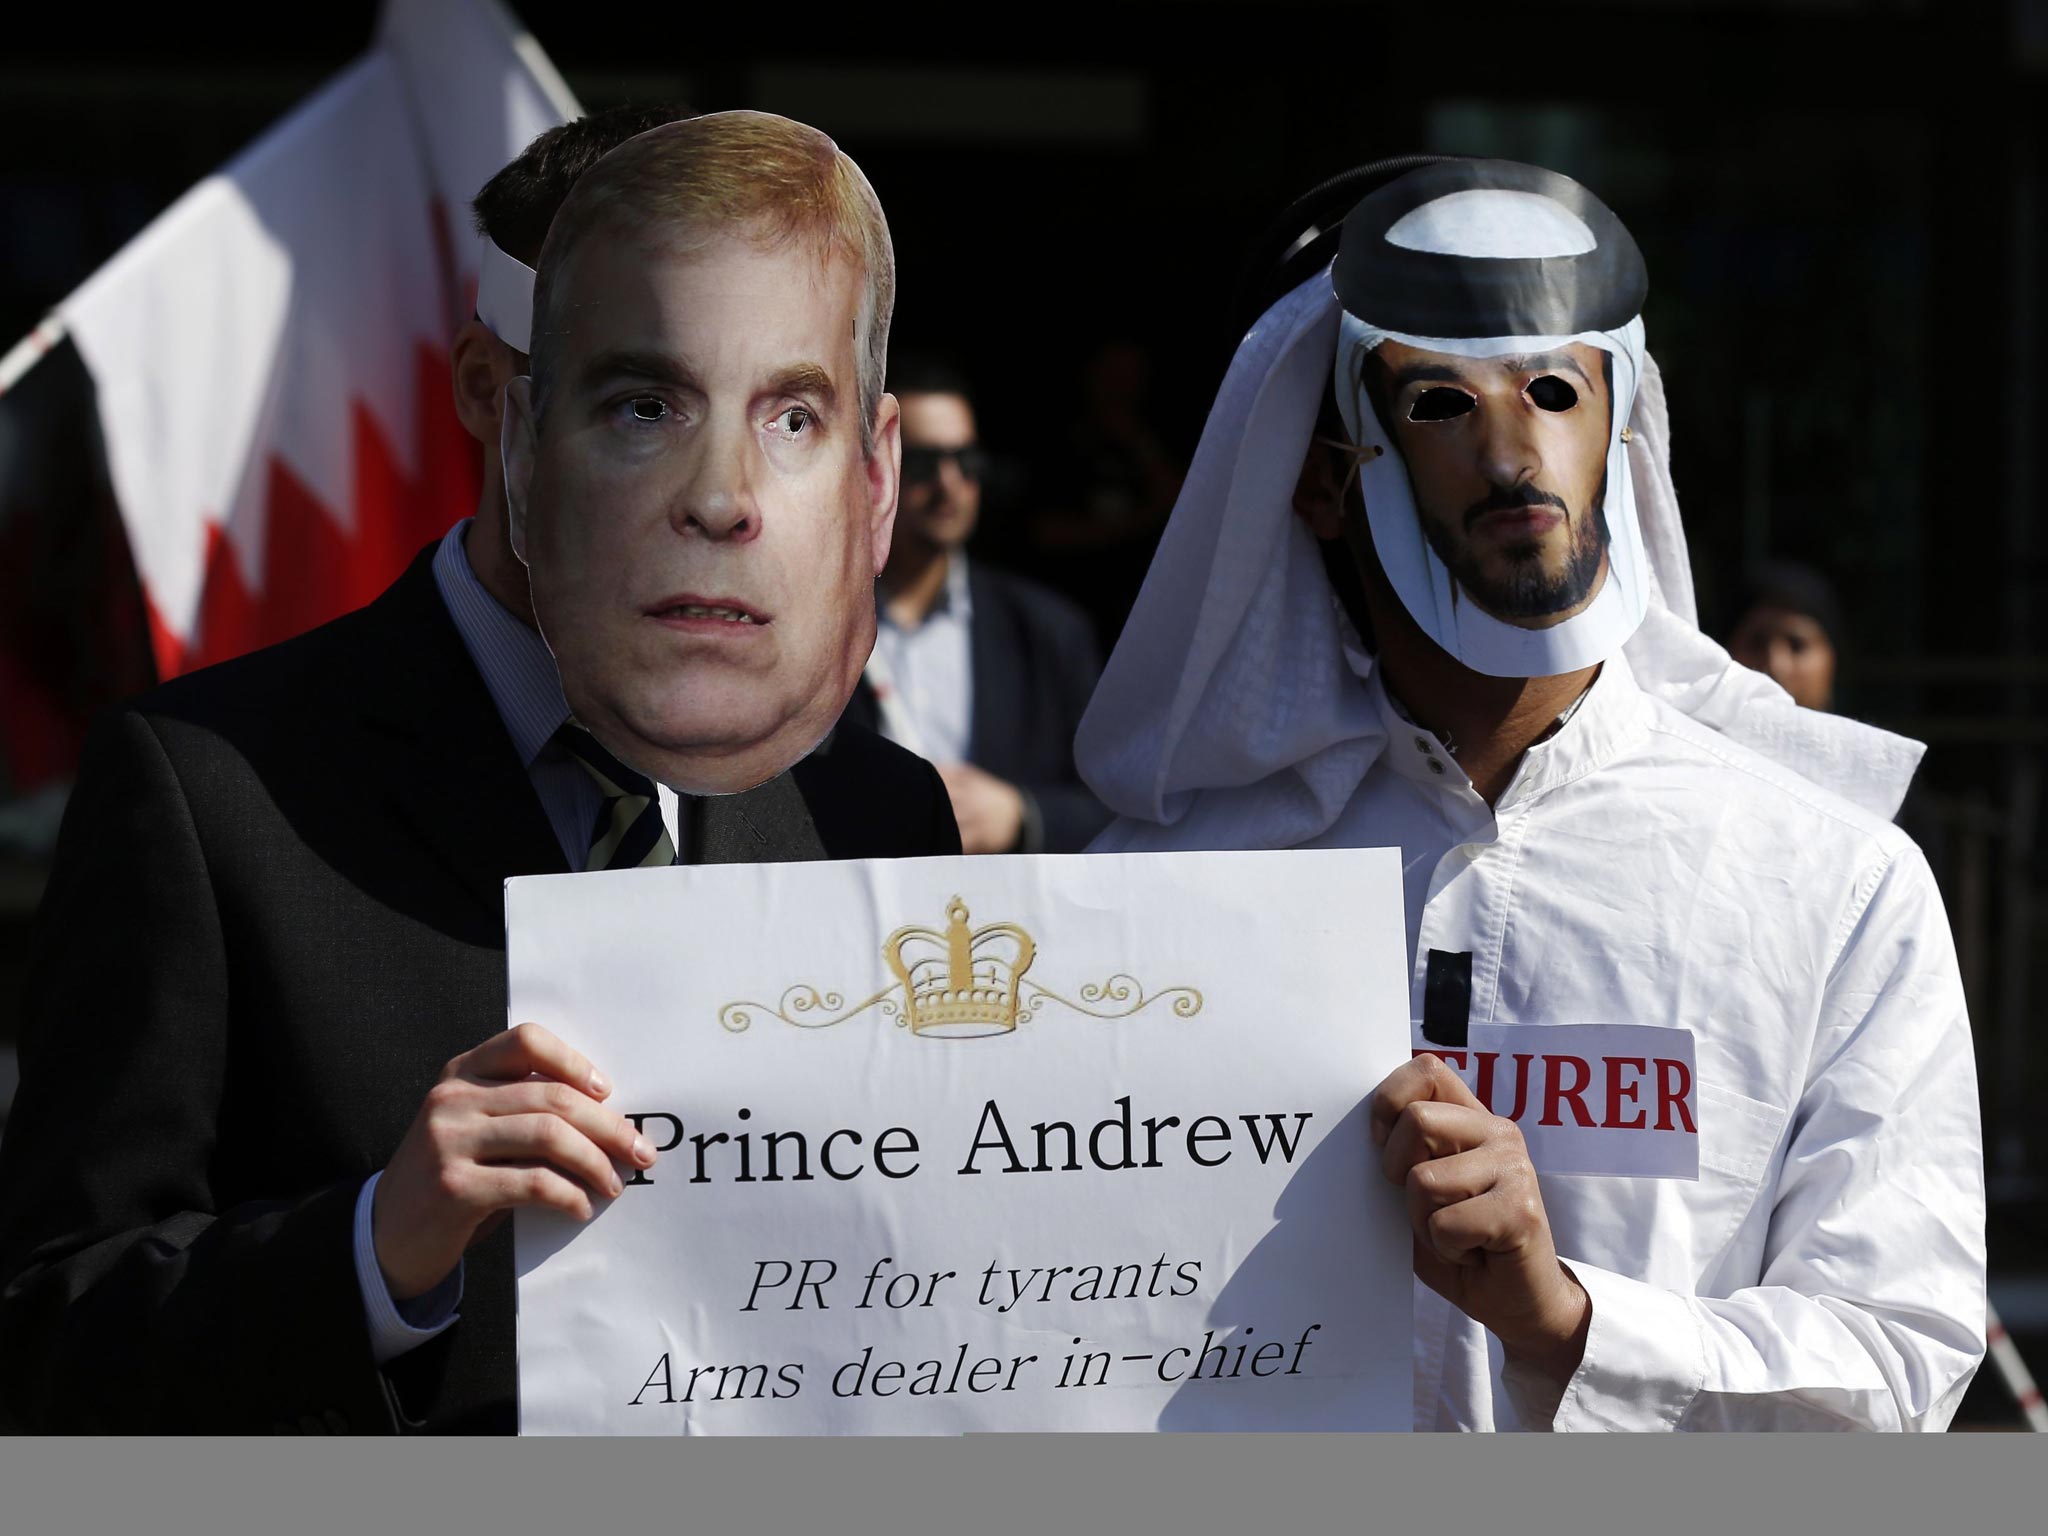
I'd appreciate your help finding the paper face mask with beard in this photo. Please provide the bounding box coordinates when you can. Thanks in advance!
[1331,159,1650,678]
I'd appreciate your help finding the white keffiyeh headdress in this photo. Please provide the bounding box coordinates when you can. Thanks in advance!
[1076,268,1922,850]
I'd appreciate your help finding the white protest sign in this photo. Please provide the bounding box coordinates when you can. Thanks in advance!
[509,848,1413,1434]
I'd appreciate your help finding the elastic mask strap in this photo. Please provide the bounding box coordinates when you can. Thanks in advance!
[1312,434,1385,510]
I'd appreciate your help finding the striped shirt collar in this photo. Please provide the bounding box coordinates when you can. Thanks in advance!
[431,519,570,768]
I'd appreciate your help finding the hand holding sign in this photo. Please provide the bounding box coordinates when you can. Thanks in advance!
[1371,1053,1590,1385]
[373,1023,658,1300]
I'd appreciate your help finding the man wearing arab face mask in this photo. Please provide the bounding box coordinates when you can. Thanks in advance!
[1079,159,1984,1431]
[1351,337,1614,628]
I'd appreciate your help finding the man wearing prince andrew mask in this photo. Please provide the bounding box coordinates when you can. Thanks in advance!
[0,111,958,1436]
[503,112,911,803]
[1078,158,1985,1430]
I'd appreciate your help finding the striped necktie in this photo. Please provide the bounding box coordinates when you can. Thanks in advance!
[556,725,678,869]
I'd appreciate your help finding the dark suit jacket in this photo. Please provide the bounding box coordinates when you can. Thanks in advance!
[845,561,1110,853]
[0,546,959,1434]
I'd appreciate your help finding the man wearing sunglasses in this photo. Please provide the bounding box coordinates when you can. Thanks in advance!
[848,357,1110,854]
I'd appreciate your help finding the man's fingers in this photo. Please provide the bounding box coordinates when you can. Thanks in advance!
[455,1022,610,1098]
[470,1164,599,1224]
[1403,1144,1503,1230]
[1424,1183,1543,1265]
[477,1079,653,1168]
[1380,1099,1500,1186]
[1369,1053,1486,1146]
[470,1114,627,1199]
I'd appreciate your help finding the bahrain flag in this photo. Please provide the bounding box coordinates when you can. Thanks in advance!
[0,0,577,794]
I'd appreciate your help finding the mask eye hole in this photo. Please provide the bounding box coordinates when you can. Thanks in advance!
[1527,375,1579,412]
[1408,387,1476,423]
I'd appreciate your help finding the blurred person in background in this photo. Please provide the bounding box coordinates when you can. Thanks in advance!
[1726,559,1841,712]
[1724,559,1948,875]
[844,356,1110,853]
[1027,339,1185,644]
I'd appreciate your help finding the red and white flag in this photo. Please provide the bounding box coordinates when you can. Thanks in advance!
[0,0,577,791]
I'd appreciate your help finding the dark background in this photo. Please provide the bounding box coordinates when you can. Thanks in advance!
[1,0,2043,1426]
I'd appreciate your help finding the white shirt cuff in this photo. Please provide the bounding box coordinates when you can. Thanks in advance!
[1543,1257,1706,1432]
[353,1171,463,1366]
[1500,1355,1569,1431]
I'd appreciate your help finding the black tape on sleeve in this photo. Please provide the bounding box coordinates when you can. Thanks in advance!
[1422,949,1473,1048]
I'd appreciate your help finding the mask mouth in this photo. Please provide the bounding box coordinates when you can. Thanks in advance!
[1464,485,1569,534]
[1467,507,1566,548]
[642,593,772,628]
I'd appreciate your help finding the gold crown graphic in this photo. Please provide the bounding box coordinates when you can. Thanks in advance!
[718,892,1201,1038]
[883,897,1036,1037]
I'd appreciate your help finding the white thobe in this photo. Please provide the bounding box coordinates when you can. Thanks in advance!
[1293,650,1984,1430]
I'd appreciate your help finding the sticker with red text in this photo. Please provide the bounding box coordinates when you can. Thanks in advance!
[1411,1023,1698,1180]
